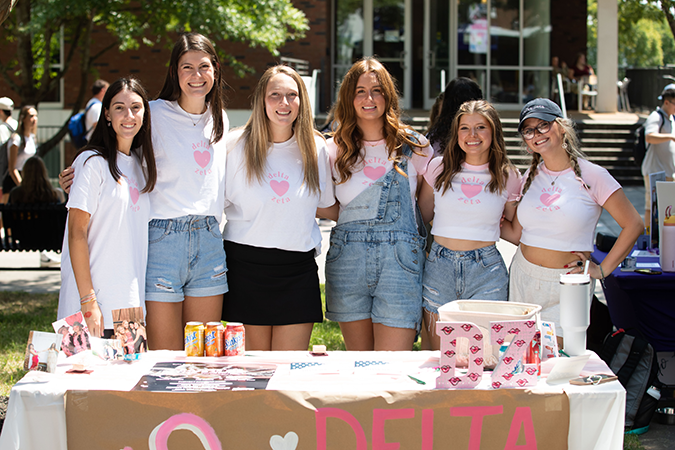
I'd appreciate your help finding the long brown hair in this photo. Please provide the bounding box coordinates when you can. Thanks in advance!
[13,156,59,203]
[239,65,322,194]
[332,57,424,183]
[157,33,227,145]
[435,100,514,195]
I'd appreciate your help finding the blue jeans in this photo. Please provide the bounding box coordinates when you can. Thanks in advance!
[145,215,228,302]
[422,241,508,315]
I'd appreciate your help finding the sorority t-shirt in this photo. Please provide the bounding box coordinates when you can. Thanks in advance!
[423,158,521,242]
[148,100,228,222]
[223,130,335,252]
[59,150,150,327]
[327,136,432,210]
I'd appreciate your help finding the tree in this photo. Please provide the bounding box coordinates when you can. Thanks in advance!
[0,0,309,155]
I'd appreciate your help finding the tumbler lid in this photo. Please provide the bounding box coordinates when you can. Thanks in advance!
[559,273,590,285]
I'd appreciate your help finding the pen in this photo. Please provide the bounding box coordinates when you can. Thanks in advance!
[408,375,426,385]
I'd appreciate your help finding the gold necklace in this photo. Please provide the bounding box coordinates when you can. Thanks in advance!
[180,103,207,127]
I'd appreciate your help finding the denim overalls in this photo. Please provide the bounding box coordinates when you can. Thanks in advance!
[325,144,427,331]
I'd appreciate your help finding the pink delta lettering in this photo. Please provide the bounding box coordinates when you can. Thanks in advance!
[315,406,538,450]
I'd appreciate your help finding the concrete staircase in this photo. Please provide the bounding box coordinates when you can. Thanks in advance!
[401,115,643,186]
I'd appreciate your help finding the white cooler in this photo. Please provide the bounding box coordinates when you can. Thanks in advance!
[437,300,542,368]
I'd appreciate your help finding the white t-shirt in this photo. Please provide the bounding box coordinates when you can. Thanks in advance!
[59,150,150,327]
[0,121,14,144]
[84,98,102,141]
[641,107,675,178]
[327,136,432,210]
[148,100,228,222]
[518,159,621,252]
[223,130,335,252]
[9,134,37,171]
[424,158,521,242]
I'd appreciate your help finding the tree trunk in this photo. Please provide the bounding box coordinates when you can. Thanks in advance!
[661,1,675,42]
[15,0,36,105]
[0,0,17,26]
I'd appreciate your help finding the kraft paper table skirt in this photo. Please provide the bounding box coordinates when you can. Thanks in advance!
[0,351,625,450]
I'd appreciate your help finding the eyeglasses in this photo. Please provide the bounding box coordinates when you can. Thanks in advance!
[520,121,552,140]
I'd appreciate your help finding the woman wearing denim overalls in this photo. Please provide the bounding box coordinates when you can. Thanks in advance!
[325,58,432,351]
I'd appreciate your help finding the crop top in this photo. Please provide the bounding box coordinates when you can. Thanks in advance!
[423,158,521,242]
[517,158,621,252]
[327,136,432,210]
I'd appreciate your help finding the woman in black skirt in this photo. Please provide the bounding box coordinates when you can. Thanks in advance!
[221,65,336,350]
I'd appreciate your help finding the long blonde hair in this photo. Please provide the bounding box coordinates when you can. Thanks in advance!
[435,100,514,195]
[240,65,321,194]
[332,57,424,183]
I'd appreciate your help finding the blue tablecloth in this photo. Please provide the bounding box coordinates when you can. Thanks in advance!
[592,246,675,352]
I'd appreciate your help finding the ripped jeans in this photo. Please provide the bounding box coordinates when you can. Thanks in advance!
[422,241,508,315]
[145,215,228,302]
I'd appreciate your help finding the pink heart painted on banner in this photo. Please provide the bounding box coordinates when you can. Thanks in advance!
[526,367,538,375]
[445,350,456,358]
[468,372,479,382]
[540,192,560,206]
[469,345,480,354]
[194,150,211,168]
[363,165,386,181]
[517,378,529,387]
[461,183,482,199]
[440,365,451,373]
[270,180,290,197]
[503,356,514,365]
[474,357,484,366]
[449,377,461,386]
[492,381,502,389]
[129,187,139,205]
[461,324,472,332]
[441,326,454,335]
[492,324,503,332]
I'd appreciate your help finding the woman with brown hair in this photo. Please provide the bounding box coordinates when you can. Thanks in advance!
[325,57,432,351]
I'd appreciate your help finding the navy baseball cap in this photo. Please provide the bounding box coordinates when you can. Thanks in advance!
[658,84,675,100]
[518,98,564,132]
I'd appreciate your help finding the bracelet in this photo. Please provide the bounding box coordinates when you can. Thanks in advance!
[80,292,97,305]
[599,265,606,290]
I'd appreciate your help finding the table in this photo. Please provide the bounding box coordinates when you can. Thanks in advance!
[0,351,624,450]
[592,246,675,352]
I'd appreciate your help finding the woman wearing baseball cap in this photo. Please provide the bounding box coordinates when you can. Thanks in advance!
[501,98,643,337]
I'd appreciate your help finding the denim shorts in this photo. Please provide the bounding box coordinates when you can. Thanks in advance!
[325,230,425,331]
[145,215,228,302]
[422,242,508,315]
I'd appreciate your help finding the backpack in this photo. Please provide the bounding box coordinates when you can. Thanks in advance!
[0,121,16,179]
[598,329,662,434]
[67,100,98,149]
[633,110,666,167]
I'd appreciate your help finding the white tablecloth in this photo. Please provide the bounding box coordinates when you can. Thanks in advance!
[0,350,625,450]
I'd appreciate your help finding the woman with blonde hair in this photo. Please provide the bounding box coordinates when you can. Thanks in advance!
[417,99,520,350]
[503,98,642,336]
[325,57,432,351]
[221,65,335,350]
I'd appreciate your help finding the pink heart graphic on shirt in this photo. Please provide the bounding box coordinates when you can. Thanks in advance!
[540,193,560,206]
[461,183,482,198]
[194,150,211,168]
[270,180,289,197]
[363,165,386,181]
[129,187,139,205]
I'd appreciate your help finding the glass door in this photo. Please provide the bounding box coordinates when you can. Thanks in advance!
[423,0,450,109]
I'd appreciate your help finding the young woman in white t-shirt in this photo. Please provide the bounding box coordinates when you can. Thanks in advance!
[2,105,38,203]
[221,65,335,350]
[325,57,432,351]
[502,98,643,336]
[417,100,520,350]
[60,33,230,350]
[58,77,157,337]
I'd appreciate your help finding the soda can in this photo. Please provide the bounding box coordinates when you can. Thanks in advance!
[224,322,245,356]
[205,321,225,357]
[184,321,205,357]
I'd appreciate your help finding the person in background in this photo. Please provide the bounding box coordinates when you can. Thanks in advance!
[222,65,335,350]
[84,79,110,143]
[0,96,16,144]
[641,84,675,227]
[57,77,157,337]
[325,57,432,351]
[426,91,444,133]
[3,105,38,204]
[501,98,643,339]
[9,156,64,204]
[417,100,520,350]
[426,77,483,157]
